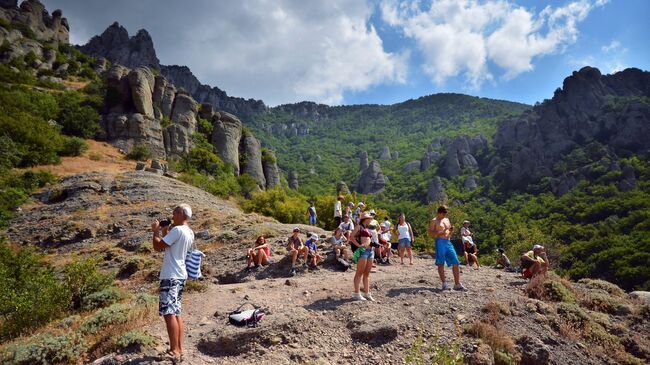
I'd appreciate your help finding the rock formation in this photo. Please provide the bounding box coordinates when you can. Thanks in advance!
[240,135,266,189]
[336,181,350,195]
[81,22,159,69]
[493,67,650,191]
[426,176,447,203]
[262,150,281,189]
[464,175,478,190]
[403,160,421,173]
[0,0,69,43]
[359,151,368,171]
[378,146,391,160]
[288,171,299,189]
[211,112,242,174]
[441,135,484,178]
[355,161,386,194]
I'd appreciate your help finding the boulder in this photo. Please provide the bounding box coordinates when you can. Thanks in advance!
[240,135,266,189]
[163,124,193,156]
[152,76,174,119]
[355,161,386,194]
[516,335,550,365]
[464,175,478,190]
[127,67,155,118]
[420,154,431,171]
[135,162,145,171]
[426,176,447,203]
[391,151,399,159]
[211,112,242,174]
[288,171,299,189]
[170,92,198,129]
[336,181,349,195]
[466,341,495,365]
[359,151,368,171]
[403,160,421,173]
[630,291,650,305]
[262,150,281,189]
[104,113,165,158]
[378,146,391,160]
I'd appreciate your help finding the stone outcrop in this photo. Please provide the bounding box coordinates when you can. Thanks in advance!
[426,176,447,203]
[441,135,485,178]
[81,22,159,69]
[359,151,368,171]
[240,135,266,189]
[262,150,281,189]
[336,181,349,195]
[127,67,155,118]
[288,171,299,189]
[404,160,421,173]
[464,175,479,190]
[104,113,165,157]
[493,67,650,191]
[211,112,243,174]
[0,0,69,43]
[378,146,391,160]
[355,161,386,194]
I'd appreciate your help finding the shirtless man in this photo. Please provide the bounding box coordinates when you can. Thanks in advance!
[428,205,466,291]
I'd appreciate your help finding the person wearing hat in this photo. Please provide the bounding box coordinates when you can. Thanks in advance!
[338,214,355,243]
[429,205,467,291]
[353,202,365,224]
[521,244,548,279]
[305,234,322,270]
[461,220,479,269]
[334,196,344,228]
[349,212,376,301]
[286,228,308,276]
[344,202,354,221]
[367,209,381,262]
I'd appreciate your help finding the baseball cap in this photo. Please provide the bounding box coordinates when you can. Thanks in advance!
[463,220,470,225]
[533,244,544,250]
[293,227,301,233]
[310,234,319,240]
[368,209,376,215]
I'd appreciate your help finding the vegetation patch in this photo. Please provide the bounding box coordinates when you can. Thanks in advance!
[1,332,87,365]
[112,330,157,353]
[526,275,577,303]
[578,278,625,297]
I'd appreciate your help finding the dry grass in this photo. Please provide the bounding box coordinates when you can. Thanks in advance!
[482,301,510,324]
[465,321,518,359]
[61,78,89,90]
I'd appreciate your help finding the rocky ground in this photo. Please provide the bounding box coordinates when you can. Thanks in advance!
[6,145,650,365]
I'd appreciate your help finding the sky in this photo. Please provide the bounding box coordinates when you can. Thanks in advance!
[43,0,649,107]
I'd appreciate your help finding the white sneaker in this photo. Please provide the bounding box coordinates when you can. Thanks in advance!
[363,292,375,301]
[352,292,367,301]
[441,282,450,290]
[453,283,468,291]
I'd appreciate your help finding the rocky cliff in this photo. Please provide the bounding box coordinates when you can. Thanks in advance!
[81,22,159,69]
[492,67,650,193]
[0,0,69,43]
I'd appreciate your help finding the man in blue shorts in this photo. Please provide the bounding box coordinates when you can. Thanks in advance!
[428,205,467,291]
[152,204,195,360]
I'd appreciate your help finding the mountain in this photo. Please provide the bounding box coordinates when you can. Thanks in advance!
[80,22,267,121]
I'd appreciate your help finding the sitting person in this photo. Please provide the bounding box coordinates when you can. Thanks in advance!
[464,240,480,269]
[378,222,392,264]
[338,214,355,247]
[495,248,513,271]
[330,227,350,260]
[287,228,309,276]
[246,236,271,270]
[305,234,322,269]
[521,244,548,279]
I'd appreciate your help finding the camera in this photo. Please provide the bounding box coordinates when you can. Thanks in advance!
[159,219,172,228]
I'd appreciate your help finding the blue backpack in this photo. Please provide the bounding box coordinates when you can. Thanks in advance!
[185,237,205,279]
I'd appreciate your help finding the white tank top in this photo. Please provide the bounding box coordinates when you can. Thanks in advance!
[397,223,411,240]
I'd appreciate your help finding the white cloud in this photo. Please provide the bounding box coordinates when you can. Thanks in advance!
[381,0,605,88]
[570,39,628,74]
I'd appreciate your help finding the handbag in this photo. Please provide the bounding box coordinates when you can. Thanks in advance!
[229,303,265,327]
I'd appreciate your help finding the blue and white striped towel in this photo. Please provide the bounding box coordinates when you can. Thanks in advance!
[185,249,205,279]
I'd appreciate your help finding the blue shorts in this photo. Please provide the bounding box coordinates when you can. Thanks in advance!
[359,248,375,260]
[159,279,185,316]
[398,238,412,248]
[435,238,460,267]
[309,216,317,225]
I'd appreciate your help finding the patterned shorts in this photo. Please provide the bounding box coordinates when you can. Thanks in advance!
[159,279,186,316]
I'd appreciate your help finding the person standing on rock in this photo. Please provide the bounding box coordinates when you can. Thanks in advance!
[307,202,317,226]
[394,213,415,265]
[350,212,376,301]
[334,196,344,228]
[429,205,466,291]
[151,204,195,361]
[287,228,308,276]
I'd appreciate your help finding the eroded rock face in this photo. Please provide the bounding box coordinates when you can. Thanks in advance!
[170,92,198,129]
[211,112,242,174]
[442,136,482,177]
[426,176,447,203]
[288,171,299,189]
[240,135,266,189]
[493,67,650,190]
[359,151,369,171]
[81,22,159,69]
[128,67,155,118]
[464,175,479,190]
[104,113,165,157]
[356,161,386,194]
[379,146,391,160]
[404,160,421,173]
[0,0,69,43]
[262,151,281,189]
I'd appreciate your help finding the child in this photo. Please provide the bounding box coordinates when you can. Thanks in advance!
[306,234,322,269]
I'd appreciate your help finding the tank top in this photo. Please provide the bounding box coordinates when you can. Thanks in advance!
[397,223,411,240]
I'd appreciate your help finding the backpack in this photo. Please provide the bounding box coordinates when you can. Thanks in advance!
[228,303,265,327]
[185,235,205,279]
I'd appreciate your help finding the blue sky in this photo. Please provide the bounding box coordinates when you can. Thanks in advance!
[45,0,649,106]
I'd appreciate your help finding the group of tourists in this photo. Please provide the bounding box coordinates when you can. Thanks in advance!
[149,201,551,360]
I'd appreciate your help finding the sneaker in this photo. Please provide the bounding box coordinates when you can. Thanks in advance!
[352,292,367,301]
[302,262,308,268]
[290,268,297,276]
[362,292,375,301]
[453,283,468,291]
[441,282,450,290]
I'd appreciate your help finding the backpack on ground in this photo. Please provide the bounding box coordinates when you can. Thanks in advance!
[228,303,265,327]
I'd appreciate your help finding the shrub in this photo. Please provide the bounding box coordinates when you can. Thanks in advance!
[178,171,240,198]
[113,331,157,352]
[184,280,208,293]
[197,117,213,137]
[88,152,103,161]
[525,275,576,303]
[82,287,125,311]
[55,91,101,138]
[60,136,89,156]
[241,187,308,224]
[578,278,625,297]
[79,303,131,335]
[464,321,519,364]
[126,144,152,161]
[63,256,114,310]
[580,291,630,315]
[0,243,70,340]
[2,332,87,365]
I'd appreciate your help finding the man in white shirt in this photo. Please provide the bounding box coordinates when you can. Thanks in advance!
[151,204,195,360]
[334,196,343,227]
